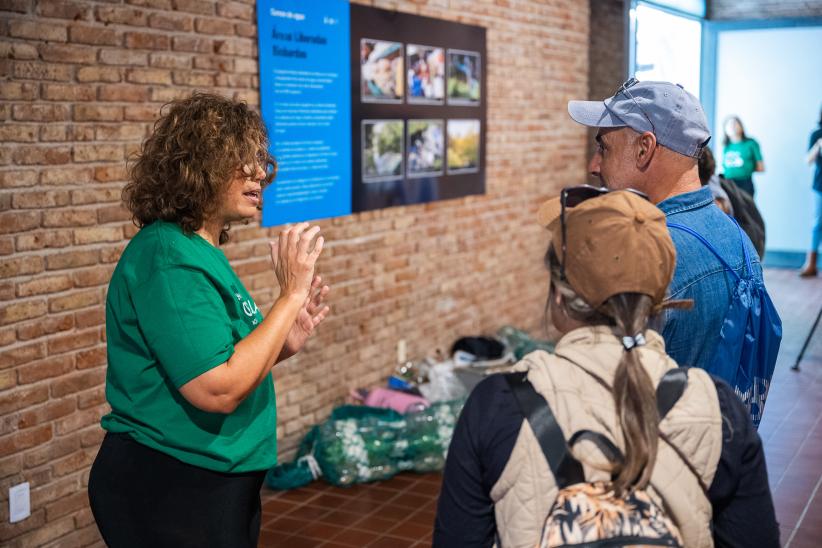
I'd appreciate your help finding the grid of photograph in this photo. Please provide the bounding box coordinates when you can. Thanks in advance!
[360,39,480,106]
[407,119,445,178]
[362,119,404,182]
[360,39,404,103]
[359,41,482,183]
[446,119,480,174]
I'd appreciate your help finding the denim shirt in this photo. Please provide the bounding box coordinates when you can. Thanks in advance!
[658,186,763,371]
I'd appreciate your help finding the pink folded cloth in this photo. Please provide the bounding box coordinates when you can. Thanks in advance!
[355,387,430,414]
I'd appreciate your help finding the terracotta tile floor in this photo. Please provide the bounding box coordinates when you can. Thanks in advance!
[260,268,822,547]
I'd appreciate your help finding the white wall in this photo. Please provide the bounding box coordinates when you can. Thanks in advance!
[714,25,822,253]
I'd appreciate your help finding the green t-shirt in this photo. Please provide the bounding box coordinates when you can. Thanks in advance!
[101,221,276,473]
[722,138,762,180]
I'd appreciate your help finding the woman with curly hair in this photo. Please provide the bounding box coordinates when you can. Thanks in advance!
[88,93,330,548]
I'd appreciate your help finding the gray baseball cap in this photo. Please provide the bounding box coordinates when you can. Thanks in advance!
[568,79,711,158]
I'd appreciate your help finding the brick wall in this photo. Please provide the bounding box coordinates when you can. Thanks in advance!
[709,0,822,20]
[586,0,626,167]
[0,0,590,545]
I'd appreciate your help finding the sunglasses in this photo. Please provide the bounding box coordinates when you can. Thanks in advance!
[558,185,650,280]
[616,77,655,135]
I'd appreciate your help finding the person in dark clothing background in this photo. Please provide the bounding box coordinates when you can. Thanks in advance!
[699,146,766,259]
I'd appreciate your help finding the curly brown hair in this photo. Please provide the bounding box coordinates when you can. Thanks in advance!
[124,92,276,244]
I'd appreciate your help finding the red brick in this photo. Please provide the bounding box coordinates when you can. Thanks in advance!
[40,167,94,187]
[193,56,233,71]
[0,367,15,390]
[94,165,128,182]
[0,341,46,369]
[42,210,97,230]
[80,427,104,448]
[69,24,120,46]
[127,0,172,8]
[71,265,113,288]
[125,31,171,50]
[173,0,214,15]
[76,66,122,83]
[0,170,37,189]
[214,37,253,56]
[12,104,70,123]
[13,61,73,82]
[11,189,69,209]
[73,105,124,122]
[42,84,96,102]
[15,399,77,432]
[47,329,99,356]
[39,125,68,142]
[48,289,100,313]
[95,5,148,26]
[0,81,38,100]
[126,67,172,84]
[0,424,53,458]
[77,385,106,408]
[54,407,104,435]
[75,347,106,370]
[73,144,124,163]
[99,243,126,264]
[17,355,75,385]
[97,84,150,103]
[16,275,73,298]
[99,48,149,67]
[8,20,67,42]
[0,508,47,542]
[149,12,194,31]
[72,226,123,245]
[148,51,192,69]
[0,41,40,61]
[172,35,212,53]
[12,146,72,166]
[16,314,75,341]
[2,203,39,231]
[172,70,215,87]
[16,514,75,546]
[15,230,73,252]
[38,44,98,65]
[234,21,256,38]
[45,252,97,278]
[51,451,95,480]
[0,254,44,277]
[0,124,37,142]
[74,308,104,329]
[124,104,161,121]
[217,2,253,19]
[194,17,234,35]
[36,0,92,20]
[0,0,28,13]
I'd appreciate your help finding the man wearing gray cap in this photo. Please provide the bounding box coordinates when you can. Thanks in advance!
[567,78,770,373]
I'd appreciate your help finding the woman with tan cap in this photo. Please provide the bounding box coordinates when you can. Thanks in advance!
[434,188,777,547]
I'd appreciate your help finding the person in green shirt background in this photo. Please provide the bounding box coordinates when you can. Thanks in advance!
[88,93,331,548]
[722,116,765,197]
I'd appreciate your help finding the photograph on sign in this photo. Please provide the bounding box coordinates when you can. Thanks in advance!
[361,39,404,103]
[447,119,480,174]
[407,119,444,178]
[406,45,445,104]
[447,49,481,105]
[362,119,404,182]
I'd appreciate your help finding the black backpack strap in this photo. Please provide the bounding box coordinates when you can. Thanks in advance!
[656,367,688,420]
[504,372,584,488]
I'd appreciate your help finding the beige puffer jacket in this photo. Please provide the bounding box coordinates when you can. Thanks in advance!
[490,326,723,548]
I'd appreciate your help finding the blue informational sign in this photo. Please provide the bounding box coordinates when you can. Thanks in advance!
[257,1,352,226]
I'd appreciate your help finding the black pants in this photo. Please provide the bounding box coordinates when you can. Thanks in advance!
[88,433,266,548]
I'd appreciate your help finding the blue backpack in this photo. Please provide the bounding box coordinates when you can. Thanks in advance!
[668,220,782,427]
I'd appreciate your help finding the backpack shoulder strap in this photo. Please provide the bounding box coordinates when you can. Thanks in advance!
[656,367,689,420]
[504,367,689,487]
[667,222,742,282]
[504,372,584,488]
[668,220,753,280]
